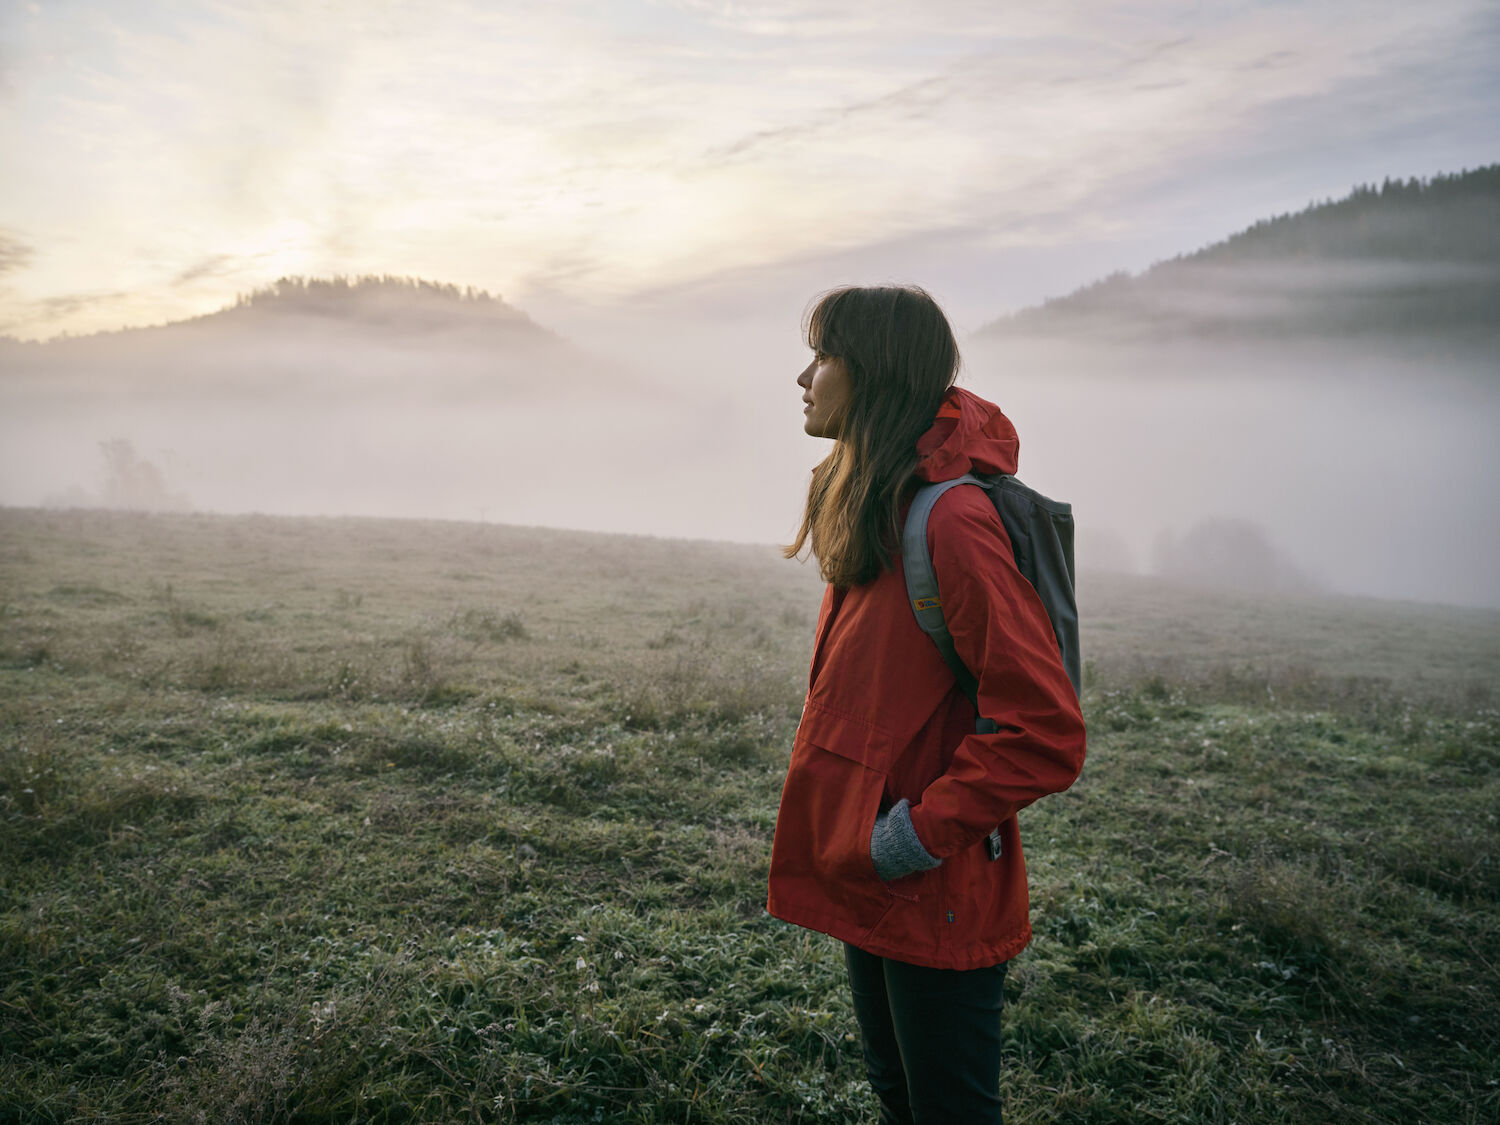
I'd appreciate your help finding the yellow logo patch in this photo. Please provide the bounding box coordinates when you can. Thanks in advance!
[913,596,941,611]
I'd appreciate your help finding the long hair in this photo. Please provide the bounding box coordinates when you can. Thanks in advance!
[785,285,961,587]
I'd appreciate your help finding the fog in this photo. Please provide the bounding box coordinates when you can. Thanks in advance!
[1,291,1496,610]
[960,336,1499,609]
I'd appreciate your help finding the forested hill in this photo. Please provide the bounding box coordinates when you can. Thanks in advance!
[0,275,560,355]
[979,165,1500,347]
[0,274,609,404]
[221,275,556,340]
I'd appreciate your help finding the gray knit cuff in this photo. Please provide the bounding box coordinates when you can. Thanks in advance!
[869,798,941,881]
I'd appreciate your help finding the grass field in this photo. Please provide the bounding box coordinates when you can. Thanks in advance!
[2,507,1497,1123]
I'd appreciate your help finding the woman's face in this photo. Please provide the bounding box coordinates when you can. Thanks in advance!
[797,351,852,439]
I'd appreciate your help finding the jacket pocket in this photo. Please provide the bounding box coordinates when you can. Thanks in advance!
[772,703,895,928]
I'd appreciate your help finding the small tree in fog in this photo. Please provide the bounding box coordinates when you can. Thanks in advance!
[1152,518,1319,594]
[99,439,190,512]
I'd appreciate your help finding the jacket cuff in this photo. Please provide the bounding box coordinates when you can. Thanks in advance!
[870,798,941,881]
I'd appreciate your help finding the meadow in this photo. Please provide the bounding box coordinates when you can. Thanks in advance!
[1,507,1496,1124]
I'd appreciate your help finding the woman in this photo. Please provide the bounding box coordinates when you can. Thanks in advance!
[767,285,1086,1124]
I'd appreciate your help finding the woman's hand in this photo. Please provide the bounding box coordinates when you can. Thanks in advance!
[869,798,942,881]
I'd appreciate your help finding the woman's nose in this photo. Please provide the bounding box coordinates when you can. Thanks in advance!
[797,364,813,388]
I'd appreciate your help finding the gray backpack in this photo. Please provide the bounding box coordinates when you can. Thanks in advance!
[901,472,1081,857]
[902,472,1081,703]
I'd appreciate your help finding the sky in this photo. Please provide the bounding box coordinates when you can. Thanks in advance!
[1,0,1497,341]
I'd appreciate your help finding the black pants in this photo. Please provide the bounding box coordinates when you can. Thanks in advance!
[843,943,1009,1125]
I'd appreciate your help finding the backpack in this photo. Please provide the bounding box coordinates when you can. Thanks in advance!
[901,472,1081,857]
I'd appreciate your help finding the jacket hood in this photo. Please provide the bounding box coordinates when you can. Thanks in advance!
[914,386,1019,482]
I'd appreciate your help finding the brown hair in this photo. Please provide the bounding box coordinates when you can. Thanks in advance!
[785,285,961,587]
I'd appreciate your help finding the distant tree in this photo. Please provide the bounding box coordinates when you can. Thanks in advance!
[98,439,190,512]
[1152,519,1319,595]
[1075,526,1138,574]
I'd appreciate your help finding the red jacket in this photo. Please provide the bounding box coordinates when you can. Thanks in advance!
[766,386,1087,970]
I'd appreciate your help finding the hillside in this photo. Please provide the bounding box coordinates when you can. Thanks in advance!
[0,273,627,406]
[180,275,559,349]
[0,275,559,353]
[227,275,550,329]
[2,506,1496,1122]
[3,506,1495,712]
[979,165,1500,347]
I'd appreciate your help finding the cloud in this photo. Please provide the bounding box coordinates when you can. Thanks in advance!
[713,70,953,161]
[1240,50,1300,73]
[0,288,134,337]
[1,0,1496,338]
[32,291,133,321]
[0,231,34,276]
[171,254,238,286]
[0,43,16,100]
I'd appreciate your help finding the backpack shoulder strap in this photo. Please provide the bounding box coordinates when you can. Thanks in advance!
[902,473,988,710]
[903,472,1007,863]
